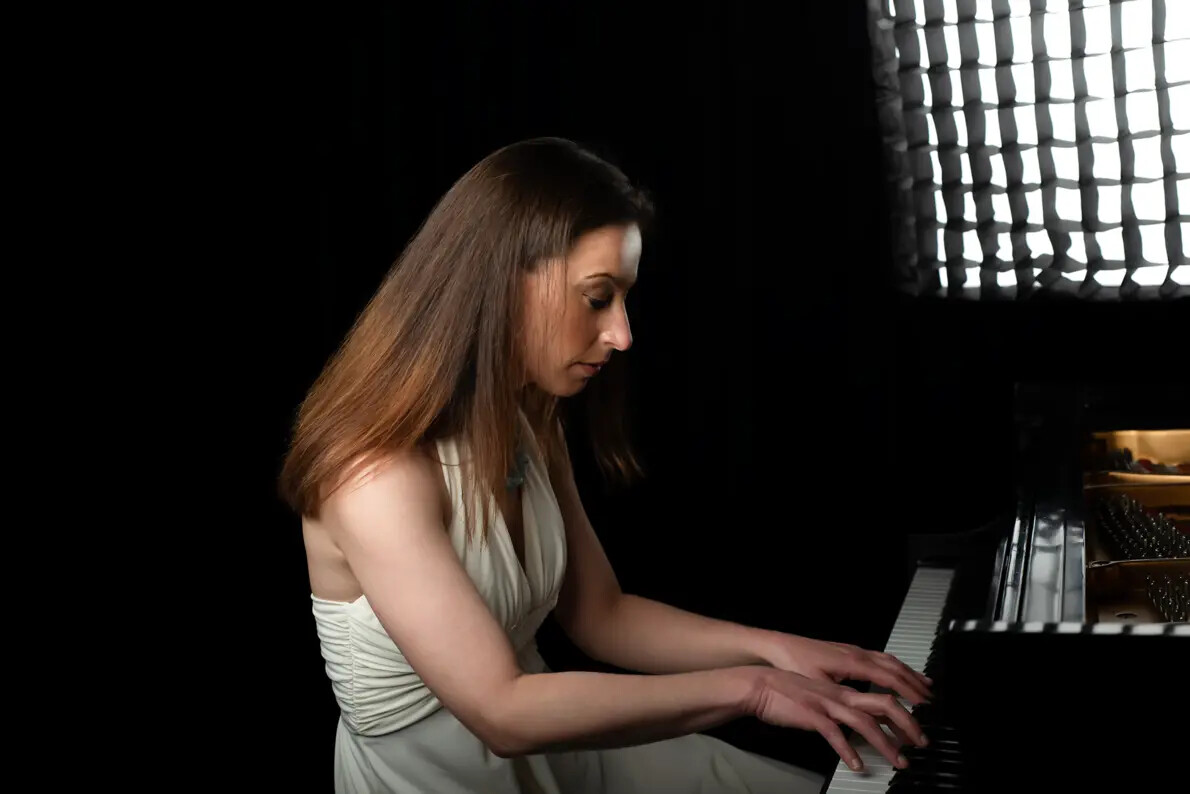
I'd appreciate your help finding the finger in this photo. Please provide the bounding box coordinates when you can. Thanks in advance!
[868,656,932,703]
[851,691,927,748]
[852,696,917,748]
[811,715,865,772]
[878,653,934,692]
[862,664,931,706]
[876,714,915,748]
[892,670,932,704]
[825,702,906,770]
[874,657,932,703]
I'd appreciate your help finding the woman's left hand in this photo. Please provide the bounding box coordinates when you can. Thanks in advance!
[762,633,934,706]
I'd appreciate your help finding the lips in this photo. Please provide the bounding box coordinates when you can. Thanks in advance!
[576,361,605,376]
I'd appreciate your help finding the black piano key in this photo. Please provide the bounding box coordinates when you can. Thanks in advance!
[887,772,967,792]
[894,766,965,782]
[901,749,964,766]
[903,745,963,760]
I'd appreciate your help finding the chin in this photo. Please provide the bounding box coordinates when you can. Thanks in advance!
[526,366,593,398]
[548,381,588,398]
[543,373,590,398]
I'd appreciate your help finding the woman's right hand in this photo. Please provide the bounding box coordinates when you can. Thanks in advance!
[741,666,928,772]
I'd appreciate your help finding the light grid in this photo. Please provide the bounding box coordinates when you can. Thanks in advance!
[872,0,1188,298]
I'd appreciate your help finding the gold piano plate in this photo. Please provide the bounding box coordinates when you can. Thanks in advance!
[1083,429,1190,485]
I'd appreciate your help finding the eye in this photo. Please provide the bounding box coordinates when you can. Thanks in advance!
[586,295,612,310]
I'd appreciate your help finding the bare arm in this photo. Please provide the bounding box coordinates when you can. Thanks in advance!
[579,594,783,674]
[494,666,757,757]
[324,450,760,759]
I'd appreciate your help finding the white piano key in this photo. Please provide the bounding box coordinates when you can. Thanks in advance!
[824,566,955,792]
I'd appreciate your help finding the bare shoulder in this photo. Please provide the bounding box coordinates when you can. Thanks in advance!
[322,445,450,537]
[304,444,451,603]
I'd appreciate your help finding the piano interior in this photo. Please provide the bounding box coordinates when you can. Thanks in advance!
[823,384,1189,793]
[1083,432,1190,625]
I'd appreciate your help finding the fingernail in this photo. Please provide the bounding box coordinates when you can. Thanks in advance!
[849,758,863,771]
[924,676,934,684]
[897,754,908,768]
[919,734,929,747]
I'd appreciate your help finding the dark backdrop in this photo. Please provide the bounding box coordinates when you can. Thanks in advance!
[193,2,1188,790]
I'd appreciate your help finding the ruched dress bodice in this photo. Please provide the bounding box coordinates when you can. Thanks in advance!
[312,410,565,738]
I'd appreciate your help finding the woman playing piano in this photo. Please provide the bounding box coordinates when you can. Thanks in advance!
[278,136,933,793]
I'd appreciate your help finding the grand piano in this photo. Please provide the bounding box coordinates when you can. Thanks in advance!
[822,382,1189,793]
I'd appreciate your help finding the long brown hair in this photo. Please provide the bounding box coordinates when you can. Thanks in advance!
[277,137,655,546]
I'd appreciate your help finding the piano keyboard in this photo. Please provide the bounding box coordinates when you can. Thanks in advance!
[822,565,955,793]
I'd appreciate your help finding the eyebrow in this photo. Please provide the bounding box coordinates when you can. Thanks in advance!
[584,272,636,289]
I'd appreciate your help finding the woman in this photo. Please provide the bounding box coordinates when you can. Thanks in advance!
[278,137,931,793]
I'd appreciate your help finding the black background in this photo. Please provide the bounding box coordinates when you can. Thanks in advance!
[100,2,1187,789]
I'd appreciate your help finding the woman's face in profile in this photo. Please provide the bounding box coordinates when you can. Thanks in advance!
[521,223,641,396]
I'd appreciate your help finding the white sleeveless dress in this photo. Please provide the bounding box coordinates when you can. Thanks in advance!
[311,412,824,793]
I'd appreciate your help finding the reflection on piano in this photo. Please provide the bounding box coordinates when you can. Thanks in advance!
[822,384,1189,793]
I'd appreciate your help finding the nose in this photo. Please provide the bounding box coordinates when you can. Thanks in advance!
[602,302,633,352]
